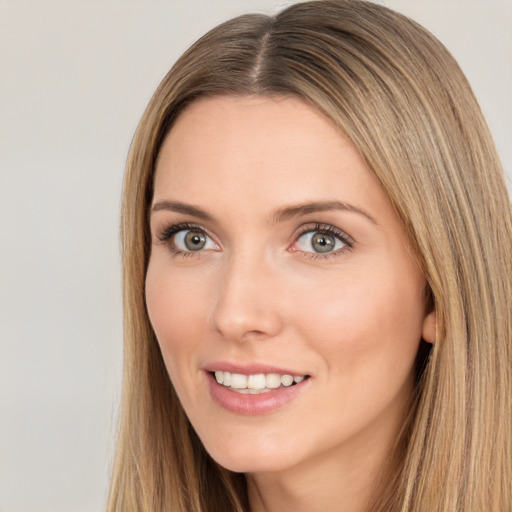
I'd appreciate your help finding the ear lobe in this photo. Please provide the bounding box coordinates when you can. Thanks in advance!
[422,309,437,344]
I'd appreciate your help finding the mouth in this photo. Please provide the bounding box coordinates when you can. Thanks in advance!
[210,371,310,395]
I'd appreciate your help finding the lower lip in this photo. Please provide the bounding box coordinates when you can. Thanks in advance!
[207,373,309,415]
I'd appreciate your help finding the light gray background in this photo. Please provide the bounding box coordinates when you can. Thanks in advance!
[1,1,510,511]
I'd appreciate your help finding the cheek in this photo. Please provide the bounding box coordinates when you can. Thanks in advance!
[145,264,207,369]
[145,266,214,413]
[297,267,426,375]
[295,274,425,437]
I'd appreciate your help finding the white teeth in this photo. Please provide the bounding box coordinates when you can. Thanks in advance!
[250,388,270,394]
[247,374,266,389]
[213,371,308,391]
[230,373,247,389]
[266,373,282,389]
[281,374,294,386]
[235,388,272,394]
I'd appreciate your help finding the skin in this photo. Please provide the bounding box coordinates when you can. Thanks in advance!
[146,95,436,512]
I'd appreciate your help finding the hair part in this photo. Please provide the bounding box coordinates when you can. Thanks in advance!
[109,1,512,510]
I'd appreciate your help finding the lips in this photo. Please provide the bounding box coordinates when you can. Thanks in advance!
[204,363,311,415]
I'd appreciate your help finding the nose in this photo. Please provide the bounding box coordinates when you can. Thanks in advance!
[209,252,284,343]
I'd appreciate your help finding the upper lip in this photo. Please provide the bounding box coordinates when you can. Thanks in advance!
[203,361,309,376]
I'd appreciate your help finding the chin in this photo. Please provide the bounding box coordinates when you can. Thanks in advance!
[199,431,303,474]
[210,452,293,474]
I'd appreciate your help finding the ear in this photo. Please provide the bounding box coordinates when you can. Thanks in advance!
[422,309,437,344]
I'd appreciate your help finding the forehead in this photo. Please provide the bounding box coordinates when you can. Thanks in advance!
[153,95,383,206]
[157,95,344,168]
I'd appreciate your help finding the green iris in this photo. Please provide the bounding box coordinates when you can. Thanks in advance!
[184,231,207,251]
[311,233,335,253]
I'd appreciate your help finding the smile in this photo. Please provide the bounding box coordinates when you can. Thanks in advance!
[206,368,311,414]
[213,371,308,394]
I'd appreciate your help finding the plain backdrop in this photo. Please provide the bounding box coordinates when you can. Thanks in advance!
[0,1,510,511]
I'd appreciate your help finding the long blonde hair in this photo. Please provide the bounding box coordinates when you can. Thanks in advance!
[108,1,512,510]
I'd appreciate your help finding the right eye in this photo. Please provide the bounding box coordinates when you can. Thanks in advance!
[158,223,219,255]
[173,229,217,252]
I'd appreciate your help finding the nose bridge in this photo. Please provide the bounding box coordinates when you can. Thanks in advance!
[209,247,283,342]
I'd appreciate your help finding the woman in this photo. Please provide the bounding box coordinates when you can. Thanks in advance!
[108,1,512,511]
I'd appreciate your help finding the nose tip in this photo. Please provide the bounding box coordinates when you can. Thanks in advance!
[208,259,283,343]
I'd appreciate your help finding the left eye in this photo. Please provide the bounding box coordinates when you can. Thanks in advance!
[295,230,347,254]
[174,229,217,252]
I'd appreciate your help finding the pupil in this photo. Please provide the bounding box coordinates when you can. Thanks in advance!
[185,231,206,251]
[312,233,335,253]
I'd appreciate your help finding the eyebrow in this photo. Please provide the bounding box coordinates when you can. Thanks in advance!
[151,200,214,221]
[271,201,378,225]
[151,199,377,225]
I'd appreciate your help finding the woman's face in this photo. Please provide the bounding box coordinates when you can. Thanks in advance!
[146,96,435,476]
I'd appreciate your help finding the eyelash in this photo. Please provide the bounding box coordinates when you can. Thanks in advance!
[292,223,354,260]
[157,222,211,257]
[158,222,202,242]
[155,222,354,259]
